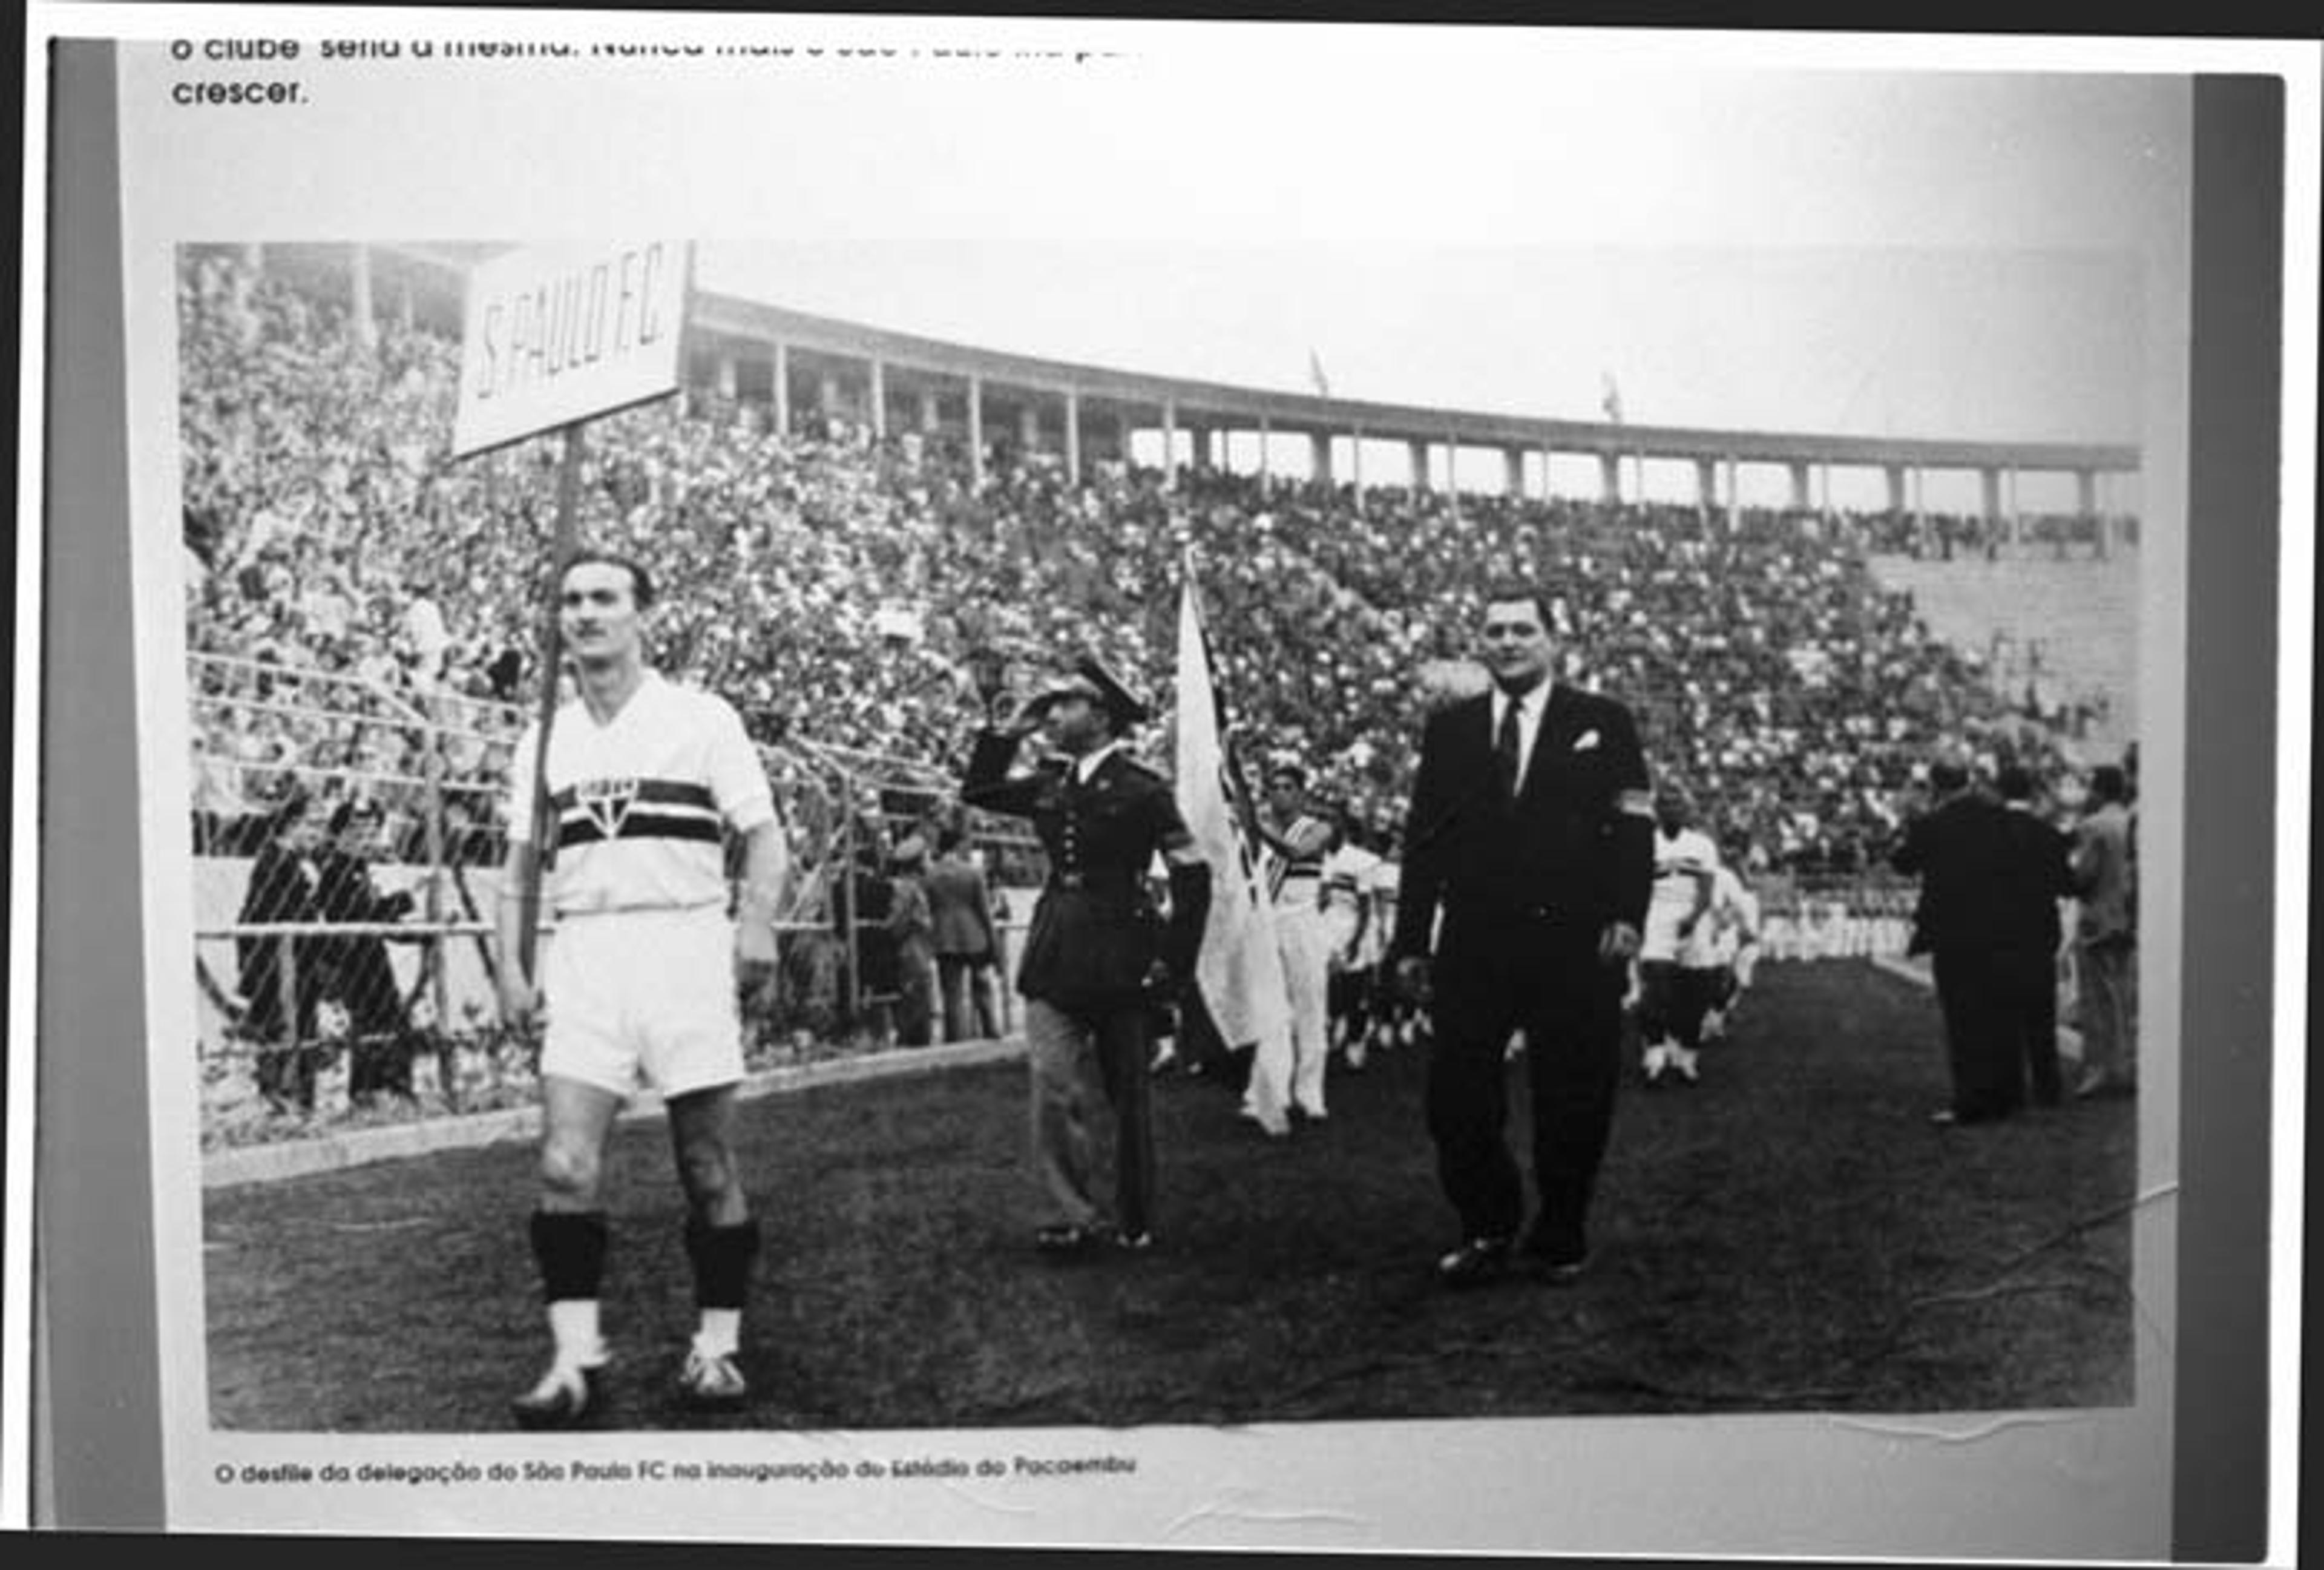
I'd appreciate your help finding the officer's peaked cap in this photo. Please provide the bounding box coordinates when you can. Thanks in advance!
[1029,655,1152,729]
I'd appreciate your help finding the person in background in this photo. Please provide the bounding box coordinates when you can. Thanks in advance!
[926,821,1003,1042]
[313,795,423,1105]
[237,787,331,1115]
[886,835,937,1048]
[2069,761,2137,1099]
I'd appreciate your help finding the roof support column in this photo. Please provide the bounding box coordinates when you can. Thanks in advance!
[1600,450,1622,506]
[1065,389,1081,487]
[348,244,375,351]
[918,388,940,434]
[868,358,887,440]
[1541,442,1554,504]
[1161,398,1178,493]
[1309,431,1331,487]
[1258,417,1272,493]
[967,375,984,489]
[1017,401,1040,454]
[1503,447,1524,498]
[1788,459,1811,513]
[1408,439,1430,493]
[770,341,790,436]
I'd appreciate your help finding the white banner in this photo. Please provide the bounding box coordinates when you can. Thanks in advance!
[450,239,691,457]
[1173,563,1295,1135]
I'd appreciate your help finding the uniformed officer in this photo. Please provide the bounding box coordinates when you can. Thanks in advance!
[961,655,1212,1255]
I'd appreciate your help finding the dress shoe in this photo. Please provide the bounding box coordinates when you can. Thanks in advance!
[1034,1222,1105,1256]
[1517,1226,1590,1285]
[1434,1236,1514,1289]
[1525,1250,1592,1286]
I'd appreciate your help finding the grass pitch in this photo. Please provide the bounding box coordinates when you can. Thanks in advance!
[204,961,2137,1431]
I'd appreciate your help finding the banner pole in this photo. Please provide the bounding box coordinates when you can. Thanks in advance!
[516,421,585,982]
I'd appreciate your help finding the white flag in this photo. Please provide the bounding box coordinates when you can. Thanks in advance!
[1307,347,1331,399]
[1174,559,1295,1135]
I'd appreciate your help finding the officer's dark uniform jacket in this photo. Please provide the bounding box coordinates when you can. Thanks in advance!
[960,730,1210,1014]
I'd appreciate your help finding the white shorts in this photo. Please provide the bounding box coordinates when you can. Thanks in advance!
[540,904,744,1099]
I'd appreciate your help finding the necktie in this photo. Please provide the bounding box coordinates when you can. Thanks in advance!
[1495,699,1522,801]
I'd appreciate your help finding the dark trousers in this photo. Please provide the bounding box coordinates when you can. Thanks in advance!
[937,954,1000,1042]
[2012,948,2064,1106]
[1932,946,2049,1118]
[1425,914,1625,1256]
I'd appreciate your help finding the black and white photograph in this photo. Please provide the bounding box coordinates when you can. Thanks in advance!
[24,7,2313,1557]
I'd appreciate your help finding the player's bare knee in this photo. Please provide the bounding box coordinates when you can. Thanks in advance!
[674,1135,738,1205]
[538,1137,602,1203]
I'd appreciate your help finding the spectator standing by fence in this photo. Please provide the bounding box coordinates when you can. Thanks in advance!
[886,835,937,1047]
[927,822,1002,1042]
[236,788,330,1114]
[313,795,423,1105]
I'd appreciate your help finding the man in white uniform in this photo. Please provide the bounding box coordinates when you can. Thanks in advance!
[1637,786,1718,1086]
[497,551,788,1428]
[1249,761,1337,1122]
[1319,803,1384,1069]
[1692,859,1762,1045]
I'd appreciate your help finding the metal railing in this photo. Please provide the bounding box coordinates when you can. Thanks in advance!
[189,652,1037,1141]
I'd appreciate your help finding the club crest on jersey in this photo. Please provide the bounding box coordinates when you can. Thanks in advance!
[576,776,641,838]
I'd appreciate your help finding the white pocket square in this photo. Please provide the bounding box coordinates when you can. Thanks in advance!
[1572,730,1601,751]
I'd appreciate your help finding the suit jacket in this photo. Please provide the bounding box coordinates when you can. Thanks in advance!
[1391,682,1655,960]
[960,731,1209,1011]
[1892,792,2070,956]
[2070,801,2135,945]
[924,853,999,959]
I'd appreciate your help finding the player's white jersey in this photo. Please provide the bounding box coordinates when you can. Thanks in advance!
[1320,841,1382,966]
[505,671,775,916]
[1642,826,1720,961]
[1682,864,1761,970]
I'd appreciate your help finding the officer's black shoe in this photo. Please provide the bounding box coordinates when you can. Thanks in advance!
[1434,1236,1514,1289]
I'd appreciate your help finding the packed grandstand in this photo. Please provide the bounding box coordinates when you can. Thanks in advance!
[180,244,2135,1136]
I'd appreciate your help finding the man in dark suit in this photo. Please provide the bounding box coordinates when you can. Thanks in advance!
[1994,764,2076,1109]
[236,787,330,1114]
[1391,586,1655,1288]
[925,821,1003,1042]
[1891,758,2068,1123]
[313,795,422,1103]
[961,655,1212,1255]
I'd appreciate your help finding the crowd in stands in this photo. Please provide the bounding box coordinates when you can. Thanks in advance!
[182,248,2102,898]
